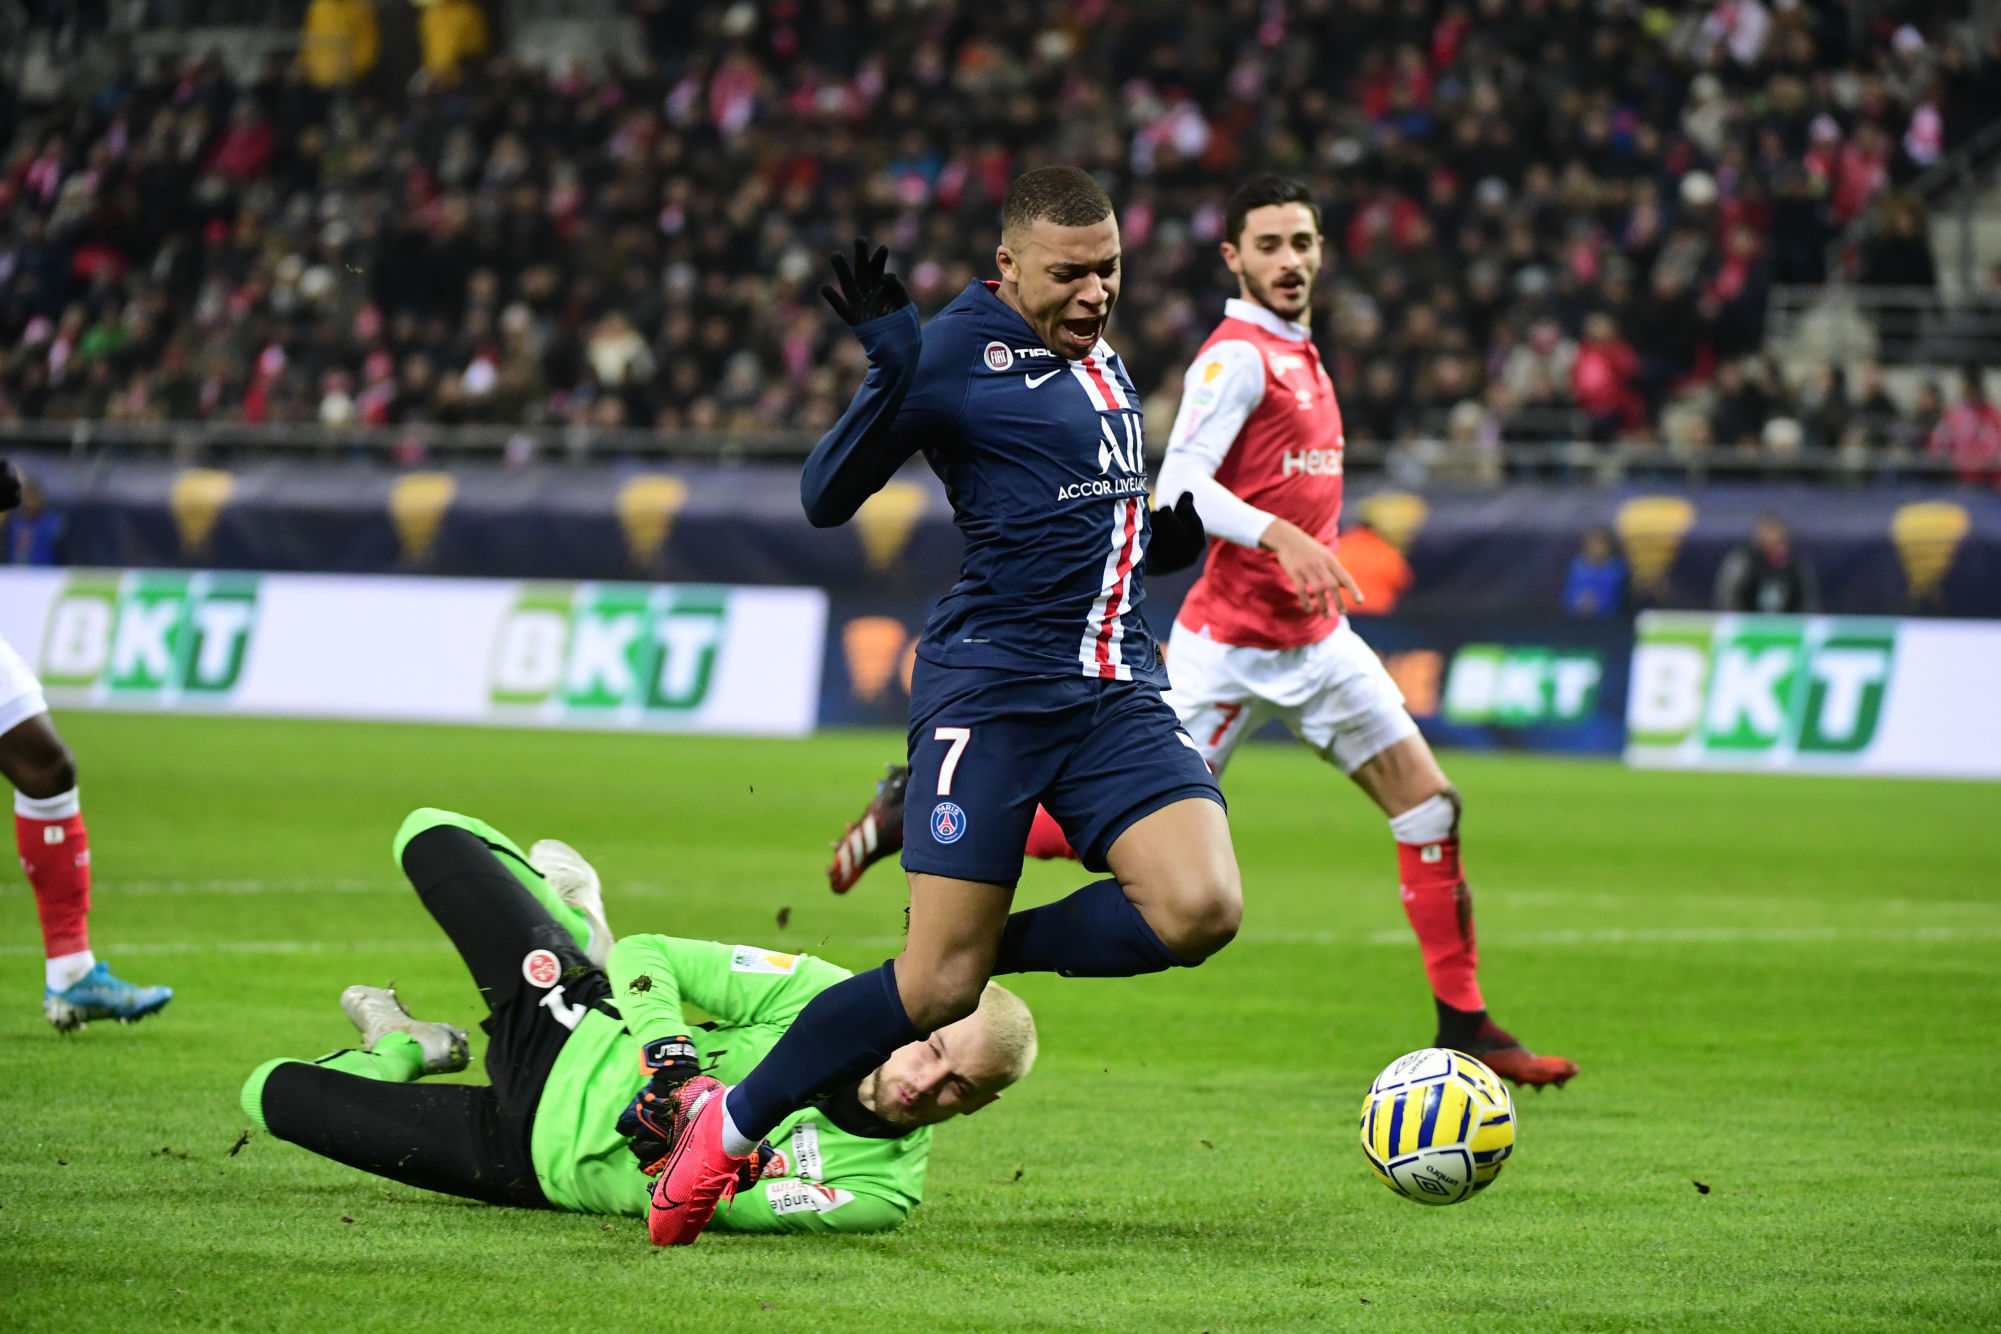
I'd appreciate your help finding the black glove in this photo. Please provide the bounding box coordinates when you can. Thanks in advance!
[821,238,911,326]
[616,1035,702,1173]
[0,459,21,513]
[1143,492,1207,575]
[735,1140,783,1194]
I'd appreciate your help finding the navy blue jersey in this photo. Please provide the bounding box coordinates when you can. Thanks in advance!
[801,280,1165,687]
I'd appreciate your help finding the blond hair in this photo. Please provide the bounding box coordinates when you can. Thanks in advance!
[976,981,1038,1086]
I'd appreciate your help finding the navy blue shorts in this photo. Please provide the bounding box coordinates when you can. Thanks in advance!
[900,659,1225,887]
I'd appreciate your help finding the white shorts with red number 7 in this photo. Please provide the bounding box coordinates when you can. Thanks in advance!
[1162,619,1417,777]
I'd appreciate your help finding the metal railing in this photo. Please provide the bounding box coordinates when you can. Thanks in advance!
[1767,284,2001,365]
[0,419,1972,485]
[1830,120,2001,293]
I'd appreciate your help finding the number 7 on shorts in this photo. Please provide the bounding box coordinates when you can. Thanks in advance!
[933,727,971,796]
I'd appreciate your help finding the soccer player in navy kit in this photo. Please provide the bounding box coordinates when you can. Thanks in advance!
[646,168,1240,1244]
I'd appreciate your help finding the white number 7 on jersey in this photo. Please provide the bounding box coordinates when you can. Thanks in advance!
[933,727,971,796]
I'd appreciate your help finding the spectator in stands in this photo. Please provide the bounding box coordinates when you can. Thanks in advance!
[2,468,65,565]
[0,0,1991,451]
[1797,365,1850,453]
[1570,314,1643,443]
[1926,364,2001,483]
[1768,165,1832,286]
[1714,514,1821,614]
[1860,194,1940,289]
[1562,526,1626,619]
[1904,380,1947,455]
[1709,360,1775,448]
[1849,363,1905,453]
[1333,520,1413,617]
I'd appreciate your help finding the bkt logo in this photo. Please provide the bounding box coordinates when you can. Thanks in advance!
[1281,447,1343,477]
[1098,413,1145,475]
[491,583,726,713]
[40,570,259,698]
[1443,646,1602,726]
[1628,615,1895,757]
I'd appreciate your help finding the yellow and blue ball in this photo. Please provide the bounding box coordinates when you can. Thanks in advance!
[1358,1047,1515,1205]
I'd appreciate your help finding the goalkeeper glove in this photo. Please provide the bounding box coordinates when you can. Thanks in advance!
[617,1036,703,1173]
[821,238,911,326]
[1143,492,1207,575]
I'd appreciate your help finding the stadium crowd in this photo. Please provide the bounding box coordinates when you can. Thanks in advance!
[0,0,1995,466]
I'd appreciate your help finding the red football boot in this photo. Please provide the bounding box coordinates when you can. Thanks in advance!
[1457,1015,1579,1089]
[647,1079,752,1246]
[827,764,908,894]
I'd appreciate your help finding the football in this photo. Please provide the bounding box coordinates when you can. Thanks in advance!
[1359,1048,1516,1205]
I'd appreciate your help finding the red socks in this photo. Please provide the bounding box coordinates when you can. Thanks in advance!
[1024,805,1079,862]
[16,789,91,962]
[1396,834,1484,1014]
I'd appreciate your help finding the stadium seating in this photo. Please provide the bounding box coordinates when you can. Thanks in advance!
[0,0,1995,472]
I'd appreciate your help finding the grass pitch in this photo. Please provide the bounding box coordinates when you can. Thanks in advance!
[2,714,1997,1332]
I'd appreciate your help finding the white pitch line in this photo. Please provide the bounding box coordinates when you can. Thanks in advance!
[0,939,455,957]
[0,878,806,898]
[0,878,395,896]
[5,923,2000,960]
[1298,924,2001,947]
[28,877,1994,926]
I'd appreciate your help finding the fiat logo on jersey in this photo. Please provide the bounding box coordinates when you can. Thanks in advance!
[930,801,968,843]
[522,948,562,988]
[983,341,1013,372]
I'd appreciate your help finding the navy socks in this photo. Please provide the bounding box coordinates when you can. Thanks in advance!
[724,960,921,1143]
[992,879,1188,977]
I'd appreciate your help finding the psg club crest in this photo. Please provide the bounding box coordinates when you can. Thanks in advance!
[930,801,967,844]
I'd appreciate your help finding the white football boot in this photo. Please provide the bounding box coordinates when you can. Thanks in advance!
[338,985,470,1075]
[529,838,614,967]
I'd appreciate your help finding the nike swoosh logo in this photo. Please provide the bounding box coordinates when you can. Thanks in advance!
[1025,370,1061,388]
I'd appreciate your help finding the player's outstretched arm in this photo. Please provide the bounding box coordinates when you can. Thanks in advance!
[606,934,705,1169]
[800,240,925,528]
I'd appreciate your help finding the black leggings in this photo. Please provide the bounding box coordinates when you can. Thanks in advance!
[259,823,613,1208]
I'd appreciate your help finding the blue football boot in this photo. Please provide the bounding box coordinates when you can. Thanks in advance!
[44,961,174,1031]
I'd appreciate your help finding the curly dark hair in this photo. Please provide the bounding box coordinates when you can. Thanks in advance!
[1002,166,1114,242]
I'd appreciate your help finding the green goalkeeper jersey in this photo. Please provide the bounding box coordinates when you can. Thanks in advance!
[529,935,931,1233]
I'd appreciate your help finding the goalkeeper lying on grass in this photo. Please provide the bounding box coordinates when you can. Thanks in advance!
[239,808,1037,1235]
